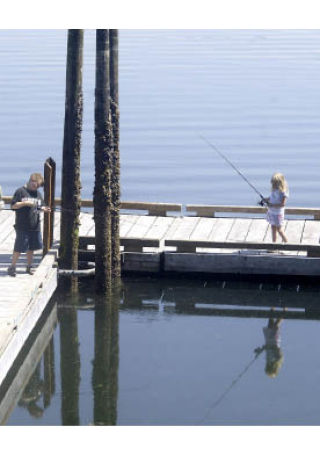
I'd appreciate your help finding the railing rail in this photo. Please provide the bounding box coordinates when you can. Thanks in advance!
[2,196,320,219]
[186,204,320,219]
[2,197,181,217]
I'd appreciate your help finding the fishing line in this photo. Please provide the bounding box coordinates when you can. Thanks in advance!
[196,348,264,424]
[199,134,266,205]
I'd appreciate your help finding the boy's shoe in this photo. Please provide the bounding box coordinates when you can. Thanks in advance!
[26,266,34,275]
[7,266,16,277]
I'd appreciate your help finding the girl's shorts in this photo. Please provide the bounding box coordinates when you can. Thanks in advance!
[14,230,43,253]
[267,211,284,227]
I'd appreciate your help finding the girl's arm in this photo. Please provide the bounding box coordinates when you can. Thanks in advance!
[268,196,287,208]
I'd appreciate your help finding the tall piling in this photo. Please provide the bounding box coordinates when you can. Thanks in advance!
[59,29,84,287]
[109,29,121,280]
[94,29,112,293]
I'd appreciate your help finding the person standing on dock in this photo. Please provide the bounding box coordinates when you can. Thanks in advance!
[7,173,50,277]
[263,173,289,243]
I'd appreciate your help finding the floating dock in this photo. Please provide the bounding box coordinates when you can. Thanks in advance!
[1,199,320,388]
[76,201,320,278]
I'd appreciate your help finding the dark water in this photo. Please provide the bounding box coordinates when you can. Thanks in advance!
[3,277,320,426]
[1,29,320,425]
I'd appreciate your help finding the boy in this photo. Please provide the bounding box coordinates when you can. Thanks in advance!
[7,173,50,277]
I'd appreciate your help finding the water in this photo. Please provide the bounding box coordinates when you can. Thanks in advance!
[1,29,320,425]
[3,277,320,426]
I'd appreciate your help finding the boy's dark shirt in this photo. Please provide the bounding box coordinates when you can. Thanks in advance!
[11,186,44,231]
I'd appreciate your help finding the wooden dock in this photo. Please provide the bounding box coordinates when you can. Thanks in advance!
[0,209,57,387]
[75,201,320,278]
[1,199,320,386]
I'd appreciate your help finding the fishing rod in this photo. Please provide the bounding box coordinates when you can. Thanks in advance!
[199,134,266,206]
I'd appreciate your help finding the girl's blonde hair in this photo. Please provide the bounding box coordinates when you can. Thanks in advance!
[271,173,288,193]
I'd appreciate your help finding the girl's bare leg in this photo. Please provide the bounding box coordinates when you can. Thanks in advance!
[271,225,277,242]
[277,227,288,243]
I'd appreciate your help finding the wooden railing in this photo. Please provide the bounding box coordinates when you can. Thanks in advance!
[186,204,320,220]
[2,196,320,219]
[2,197,182,217]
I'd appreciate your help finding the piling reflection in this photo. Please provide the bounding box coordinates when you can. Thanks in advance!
[92,290,120,425]
[58,295,80,425]
[43,338,55,408]
[5,276,320,425]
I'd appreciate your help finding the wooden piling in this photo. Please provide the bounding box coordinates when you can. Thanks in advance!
[94,29,112,293]
[59,30,83,282]
[109,29,121,280]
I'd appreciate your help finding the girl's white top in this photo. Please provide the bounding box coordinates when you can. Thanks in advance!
[268,189,288,215]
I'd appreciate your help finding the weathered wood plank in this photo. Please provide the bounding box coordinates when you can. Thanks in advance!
[227,219,253,242]
[301,220,320,244]
[125,215,157,238]
[144,216,176,240]
[189,217,218,241]
[208,218,235,242]
[245,218,269,242]
[120,214,140,237]
[162,217,184,241]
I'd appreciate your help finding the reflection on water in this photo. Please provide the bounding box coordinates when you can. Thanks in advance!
[257,317,284,378]
[58,300,80,425]
[3,277,320,425]
[92,294,119,426]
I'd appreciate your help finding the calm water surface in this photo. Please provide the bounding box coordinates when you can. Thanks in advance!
[1,30,320,425]
[4,277,320,426]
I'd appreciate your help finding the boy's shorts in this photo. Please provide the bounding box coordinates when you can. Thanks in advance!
[14,230,43,253]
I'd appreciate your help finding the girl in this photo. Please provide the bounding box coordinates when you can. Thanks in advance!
[264,173,289,243]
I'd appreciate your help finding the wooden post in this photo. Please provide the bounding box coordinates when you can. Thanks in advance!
[43,160,52,256]
[109,29,121,280]
[43,157,56,257]
[59,30,83,278]
[48,157,56,248]
[94,29,112,293]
